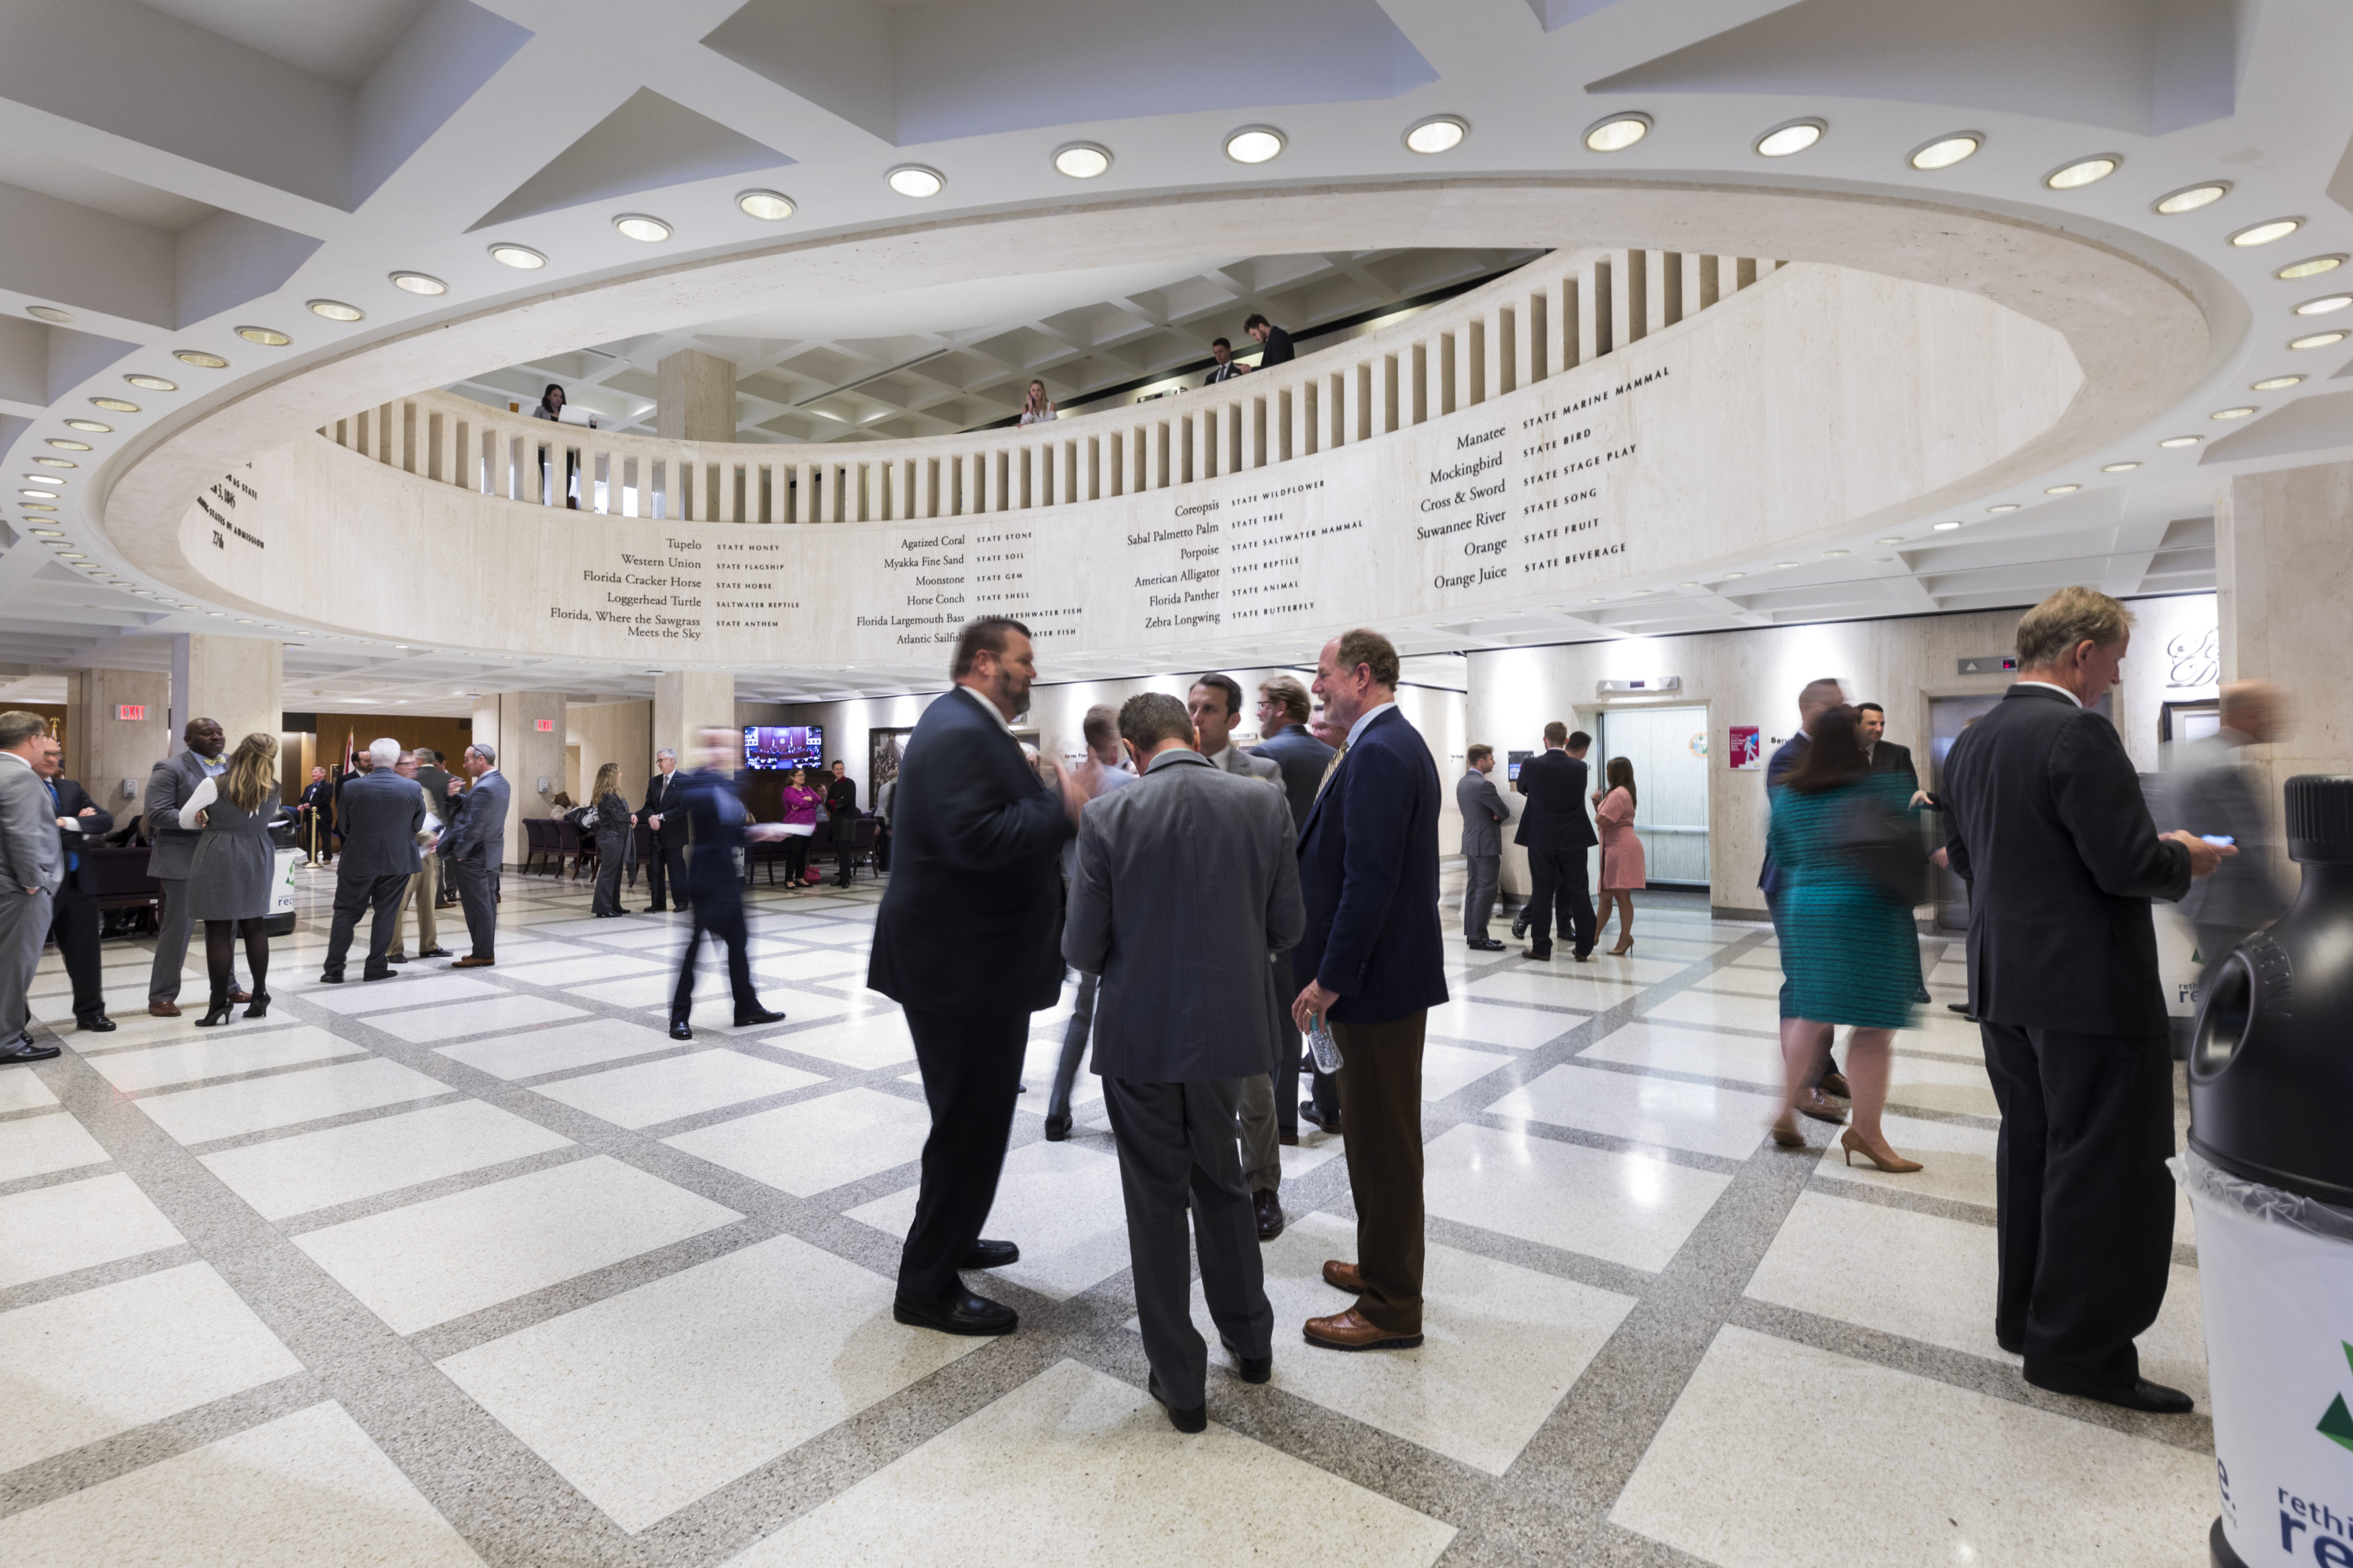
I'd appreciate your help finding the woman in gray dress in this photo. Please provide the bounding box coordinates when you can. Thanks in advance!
[186,732,282,1026]
[588,761,632,917]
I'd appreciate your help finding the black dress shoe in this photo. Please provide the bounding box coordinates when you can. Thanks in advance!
[1526,944,1553,960]
[893,1288,1017,1336]
[75,1015,116,1032]
[1226,1344,1273,1385]
[1298,1101,1342,1135]
[319,971,344,984]
[668,1020,694,1041]
[1570,948,1594,962]
[961,1239,1020,1270]
[733,1006,787,1026]
[1148,1371,1208,1434]
[1,1038,61,1063]
[1254,1188,1285,1242]
[1277,1130,1298,1147]
[387,952,412,964]
[1042,1113,1072,1142]
[1510,912,1529,940]
[419,948,452,958]
[362,968,395,981]
[1947,1001,1973,1015]
[1466,936,1506,951]
[2024,1368,2194,1413]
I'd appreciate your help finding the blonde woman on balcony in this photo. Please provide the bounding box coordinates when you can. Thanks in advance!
[1018,380,1057,425]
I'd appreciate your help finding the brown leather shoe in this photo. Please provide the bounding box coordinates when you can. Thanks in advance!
[1796,1088,1847,1125]
[147,1001,180,1018]
[1819,1070,1852,1099]
[1320,1260,1363,1294]
[230,989,251,1005]
[1304,1308,1422,1352]
[1253,1188,1285,1241]
[452,956,495,968]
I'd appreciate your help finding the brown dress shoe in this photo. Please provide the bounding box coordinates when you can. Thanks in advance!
[230,989,251,1005]
[1795,1088,1847,1125]
[147,1001,180,1018]
[1819,1070,1852,1099]
[1320,1260,1363,1293]
[452,956,495,968]
[1304,1308,1423,1352]
[1253,1188,1285,1241]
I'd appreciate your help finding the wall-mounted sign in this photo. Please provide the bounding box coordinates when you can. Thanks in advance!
[534,718,555,733]
[1957,655,2018,675]
[2166,627,2220,689]
[116,704,146,721]
[1598,677,1682,695]
[1728,726,1761,770]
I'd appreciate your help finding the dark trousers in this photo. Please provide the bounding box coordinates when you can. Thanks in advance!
[898,1007,1029,1305]
[324,872,407,978]
[448,854,498,959]
[831,827,857,885]
[1462,853,1500,940]
[50,885,105,1022]
[1103,1075,1274,1407]
[671,884,758,1021]
[1330,1012,1428,1334]
[592,835,627,915]
[1979,1022,2177,1391]
[1045,971,1098,1123]
[645,843,688,911]
[1526,846,1596,954]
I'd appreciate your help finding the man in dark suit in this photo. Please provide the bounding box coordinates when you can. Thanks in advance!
[143,716,241,1016]
[1203,337,1246,385]
[823,759,860,886]
[1457,745,1509,951]
[871,616,1079,1337]
[35,736,114,1032]
[1760,679,1851,1115]
[667,731,788,1040]
[1244,313,1295,367]
[1066,692,1298,1430]
[1942,587,2228,1415]
[1251,674,1337,1135]
[1513,723,1598,960]
[296,766,335,862]
[322,740,425,983]
[1289,628,1447,1352]
[440,743,510,967]
[1856,702,1919,791]
[639,748,690,912]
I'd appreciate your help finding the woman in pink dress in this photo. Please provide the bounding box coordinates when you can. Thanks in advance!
[779,767,822,890]
[1593,756,1646,956]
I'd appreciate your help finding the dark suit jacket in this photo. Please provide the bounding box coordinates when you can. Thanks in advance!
[1757,732,1811,895]
[440,770,510,865]
[869,686,1074,1016]
[1250,723,1335,843]
[1294,706,1447,1024]
[824,775,860,843]
[297,780,335,823]
[1942,684,2192,1036]
[415,766,453,829]
[1866,740,1919,792]
[46,778,113,897]
[641,770,690,848]
[670,768,753,897]
[1513,749,1596,853]
[336,771,426,879]
[1257,325,1295,366]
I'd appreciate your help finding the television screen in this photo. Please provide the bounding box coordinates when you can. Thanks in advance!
[744,725,824,772]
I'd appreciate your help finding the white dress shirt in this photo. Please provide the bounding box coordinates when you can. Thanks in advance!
[2016,680,2083,708]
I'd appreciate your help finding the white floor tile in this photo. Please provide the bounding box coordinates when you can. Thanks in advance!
[498,954,666,987]
[200,1100,574,1220]
[1575,954,1689,983]
[1609,1326,2212,1568]
[1464,971,1635,1011]
[753,948,865,984]
[0,1171,185,1288]
[720,1358,1454,1568]
[365,995,586,1044]
[0,1067,61,1112]
[294,1156,740,1333]
[768,1010,916,1071]
[666,1087,933,1197]
[0,1262,304,1470]
[430,1016,676,1081]
[1423,1123,1729,1273]
[848,1138,1133,1301]
[532,1050,824,1129]
[302,974,508,1014]
[0,1109,110,1182]
[0,1400,488,1568]
[135,1057,453,1145]
[1641,988,1784,1033]
[1814,1111,1999,1208]
[1419,1040,1517,1101]
[1578,1020,1789,1088]
[440,1233,981,1532]
[1687,967,1786,999]
[1485,1063,1782,1159]
[81,1026,362,1094]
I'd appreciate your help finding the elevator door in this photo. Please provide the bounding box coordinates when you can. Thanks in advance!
[1597,706,1710,889]
[1927,695,2001,931]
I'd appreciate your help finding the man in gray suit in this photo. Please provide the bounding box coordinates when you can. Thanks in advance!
[321,739,427,983]
[1190,673,1292,1240]
[1066,691,1299,1432]
[1458,745,1510,950]
[0,711,64,1063]
[440,743,510,966]
[143,716,242,1016]
[2167,680,2292,967]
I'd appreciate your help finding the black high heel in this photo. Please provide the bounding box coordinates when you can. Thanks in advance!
[243,991,271,1019]
[194,994,234,1028]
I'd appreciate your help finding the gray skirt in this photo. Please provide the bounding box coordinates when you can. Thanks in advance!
[186,797,278,922]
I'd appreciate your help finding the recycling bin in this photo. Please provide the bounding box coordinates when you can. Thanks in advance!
[2184,776,2353,1568]
[265,811,301,939]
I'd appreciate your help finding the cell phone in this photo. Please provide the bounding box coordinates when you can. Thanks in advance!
[2200,835,2235,847]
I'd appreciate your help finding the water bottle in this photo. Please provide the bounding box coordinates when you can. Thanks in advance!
[1307,1012,1343,1074]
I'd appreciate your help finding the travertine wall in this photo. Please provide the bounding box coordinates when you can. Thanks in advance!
[64,669,170,810]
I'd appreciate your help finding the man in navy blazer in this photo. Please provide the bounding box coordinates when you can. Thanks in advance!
[1288,628,1447,1352]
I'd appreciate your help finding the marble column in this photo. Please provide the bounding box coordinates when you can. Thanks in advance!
[64,668,171,811]
[170,636,282,759]
[473,691,567,868]
[654,671,735,768]
[656,349,736,442]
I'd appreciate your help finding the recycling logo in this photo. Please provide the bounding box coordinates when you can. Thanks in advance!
[2324,1343,2353,1454]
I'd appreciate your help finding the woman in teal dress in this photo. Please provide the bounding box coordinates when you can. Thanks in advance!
[1765,704,1923,1171]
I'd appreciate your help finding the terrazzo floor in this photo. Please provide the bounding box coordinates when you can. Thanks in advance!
[0,861,2216,1565]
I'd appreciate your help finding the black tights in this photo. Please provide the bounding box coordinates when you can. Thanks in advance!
[783,836,809,883]
[205,918,270,1002]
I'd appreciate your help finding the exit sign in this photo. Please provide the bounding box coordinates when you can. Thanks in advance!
[534,718,555,733]
[117,704,146,721]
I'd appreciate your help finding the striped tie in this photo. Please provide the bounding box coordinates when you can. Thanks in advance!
[1314,743,1348,801]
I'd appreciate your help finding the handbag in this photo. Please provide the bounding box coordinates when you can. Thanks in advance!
[1835,791,1930,907]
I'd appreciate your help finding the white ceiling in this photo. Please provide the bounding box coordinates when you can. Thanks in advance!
[0,0,2345,713]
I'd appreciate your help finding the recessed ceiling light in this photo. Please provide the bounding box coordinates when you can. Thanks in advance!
[19,489,57,499]
[1909,132,1981,170]
[2043,155,2120,190]
[63,419,110,434]
[1876,536,1903,544]
[1050,142,1113,178]
[1755,118,1824,157]
[2293,293,2353,316]
[27,304,73,323]
[173,349,229,368]
[2210,405,2258,419]
[1721,570,1745,579]
[2044,483,2080,494]
[307,299,364,321]
[389,270,448,295]
[33,459,74,470]
[735,188,796,219]
[1773,561,1796,569]
[2276,255,2344,281]
[1583,112,1650,153]
[1933,520,1964,531]
[28,528,61,538]
[2251,374,2305,391]
[488,243,546,269]
[1222,127,1284,165]
[125,374,177,391]
[2101,460,2141,472]
[2158,435,2202,448]
[1987,503,2020,513]
[2290,329,2350,349]
[1402,116,1466,156]
[1679,581,1700,588]
[91,397,139,413]
[2229,218,2302,247]
[1821,548,1848,557]
[206,611,227,618]
[2153,181,2229,214]
[612,213,670,242]
[885,164,947,196]
[57,553,83,561]
[45,439,91,452]
[20,502,53,511]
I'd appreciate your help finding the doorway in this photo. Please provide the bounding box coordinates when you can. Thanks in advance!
[1595,706,1710,889]
[1927,695,2001,931]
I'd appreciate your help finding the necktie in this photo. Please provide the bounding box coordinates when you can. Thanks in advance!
[1314,743,1349,802]
[46,782,74,873]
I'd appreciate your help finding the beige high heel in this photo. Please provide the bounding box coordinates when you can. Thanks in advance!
[1840,1128,1922,1173]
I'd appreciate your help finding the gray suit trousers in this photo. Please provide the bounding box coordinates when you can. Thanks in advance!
[0,887,52,1036]
[1103,1075,1273,1408]
[1045,970,1099,1122]
[148,876,236,1004]
[1462,853,1500,940]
